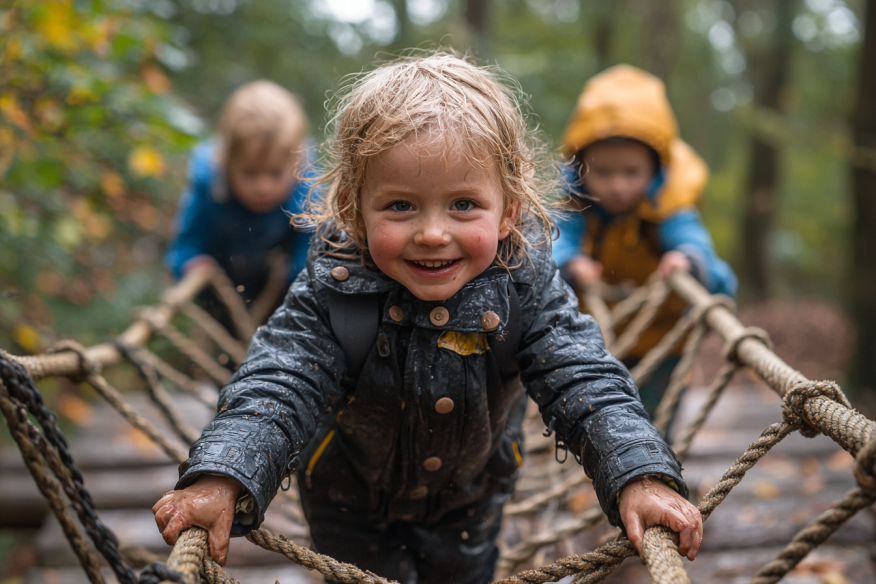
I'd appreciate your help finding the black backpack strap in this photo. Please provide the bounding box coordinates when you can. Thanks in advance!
[327,290,379,380]
[489,281,522,381]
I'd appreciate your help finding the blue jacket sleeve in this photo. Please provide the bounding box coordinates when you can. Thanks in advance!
[658,209,738,297]
[284,147,321,284]
[164,143,217,279]
[552,210,587,269]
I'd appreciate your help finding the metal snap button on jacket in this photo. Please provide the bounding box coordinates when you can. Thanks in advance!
[435,397,454,414]
[330,266,349,281]
[409,485,429,499]
[389,306,404,322]
[423,456,442,472]
[430,306,449,326]
[481,311,500,331]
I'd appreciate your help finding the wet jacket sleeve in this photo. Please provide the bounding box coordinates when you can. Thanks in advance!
[516,258,688,527]
[659,209,737,297]
[176,272,347,534]
[163,144,215,279]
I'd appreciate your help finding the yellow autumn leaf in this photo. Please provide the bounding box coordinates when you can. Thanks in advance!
[35,0,80,52]
[0,94,33,133]
[128,145,165,177]
[12,322,42,353]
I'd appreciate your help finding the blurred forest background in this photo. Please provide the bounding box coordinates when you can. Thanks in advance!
[2,0,876,398]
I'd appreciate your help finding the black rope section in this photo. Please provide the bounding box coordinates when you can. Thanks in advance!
[0,352,138,584]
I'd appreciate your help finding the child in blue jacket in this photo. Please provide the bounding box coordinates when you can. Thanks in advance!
[164,81,317,327]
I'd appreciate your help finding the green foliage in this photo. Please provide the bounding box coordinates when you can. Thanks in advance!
[0,0,200,352]
[0,0,866,355]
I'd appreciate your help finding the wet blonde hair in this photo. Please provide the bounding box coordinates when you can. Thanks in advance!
[217,80,308,171]
[301,50,555,269]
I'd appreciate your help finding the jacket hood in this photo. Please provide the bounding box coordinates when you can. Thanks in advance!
[561,65,678,165]
[561,66,709,220]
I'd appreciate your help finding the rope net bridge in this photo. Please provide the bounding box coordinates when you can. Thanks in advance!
[1,263,874,584]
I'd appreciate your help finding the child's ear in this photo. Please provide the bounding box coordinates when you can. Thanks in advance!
[498,202,519,240]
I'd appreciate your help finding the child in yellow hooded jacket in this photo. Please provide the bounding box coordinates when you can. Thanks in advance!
[553,65,737,415]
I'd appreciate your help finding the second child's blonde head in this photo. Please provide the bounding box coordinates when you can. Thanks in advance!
[305,50,553,268]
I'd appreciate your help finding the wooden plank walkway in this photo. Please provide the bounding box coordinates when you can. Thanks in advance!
[2,379,875,583]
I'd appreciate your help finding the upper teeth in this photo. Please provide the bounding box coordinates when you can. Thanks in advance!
[414,260,454,268]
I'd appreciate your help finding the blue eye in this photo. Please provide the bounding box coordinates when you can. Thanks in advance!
[453,200,475,212]
[389,201,413,212]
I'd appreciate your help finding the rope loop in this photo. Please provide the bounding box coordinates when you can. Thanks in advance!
[47,340,101,384]
[781,380,850,438]
[722,326,773,363]
[138,562,189,584]
[853,434,876,491]
[694,294,736,323]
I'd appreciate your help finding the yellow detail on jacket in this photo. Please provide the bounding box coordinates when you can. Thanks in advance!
[562,65,710,359]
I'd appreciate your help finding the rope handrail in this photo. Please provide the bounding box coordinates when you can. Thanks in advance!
[4,264,214,381]
[2,267,875,584]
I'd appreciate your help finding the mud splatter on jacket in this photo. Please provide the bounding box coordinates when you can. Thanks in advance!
[177,228,688,534]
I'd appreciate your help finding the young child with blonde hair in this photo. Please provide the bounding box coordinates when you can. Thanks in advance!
[164,80,317,324]
[153,52,702,583]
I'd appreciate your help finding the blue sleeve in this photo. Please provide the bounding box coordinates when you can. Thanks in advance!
[163,143,216,279]
[552,163,590,268]
[552,210,587,269]
[284,146,320,284]
[658,209,737,297]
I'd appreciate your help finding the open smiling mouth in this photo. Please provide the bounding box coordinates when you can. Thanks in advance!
[406,259,460,273]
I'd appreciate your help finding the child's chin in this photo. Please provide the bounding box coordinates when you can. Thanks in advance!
[407,283,462,302]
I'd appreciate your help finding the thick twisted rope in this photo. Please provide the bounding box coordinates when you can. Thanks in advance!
[0,353,137,584]
[209,267,256,341]
[181,302,248,364]
[491,422,794,584]
[672,362,740,461]
[147,317,232,385]
[651,321,707,435]
[641,526,689,584]
[0,379,106,584]
[246,529,398,584]
[111,339,201,445]
[749,485,876,584]
[610,279,669,360]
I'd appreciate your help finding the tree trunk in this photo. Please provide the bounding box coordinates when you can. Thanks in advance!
[592,2,620,70]
[740,0,795,299]
[466,0,491,51]
[850,0,876,401]
[644,0,679,80]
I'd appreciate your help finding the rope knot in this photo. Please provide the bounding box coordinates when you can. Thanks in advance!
[853,434,876,491]
[722,326,773,363]
[781,380,850,438]
[48,340,101,384]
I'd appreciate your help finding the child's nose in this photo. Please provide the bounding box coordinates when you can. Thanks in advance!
[414,220,450,247]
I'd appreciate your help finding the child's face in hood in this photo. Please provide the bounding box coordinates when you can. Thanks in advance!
[359,132,517,302]
[582,140,657,215]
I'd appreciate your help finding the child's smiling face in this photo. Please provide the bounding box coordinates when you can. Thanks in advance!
[359,132,517,302]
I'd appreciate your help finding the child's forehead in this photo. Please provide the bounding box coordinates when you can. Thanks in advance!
[232,136,301,166]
